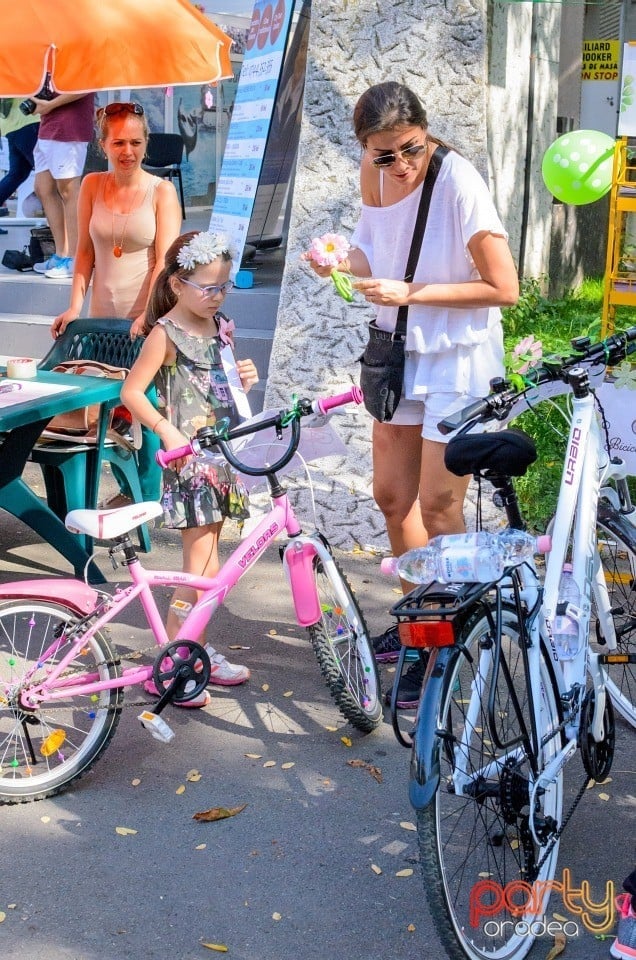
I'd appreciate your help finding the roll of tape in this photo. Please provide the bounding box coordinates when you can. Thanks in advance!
[6,357,37,379]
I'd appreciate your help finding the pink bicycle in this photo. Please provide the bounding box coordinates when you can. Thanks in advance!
[0,389,382,804]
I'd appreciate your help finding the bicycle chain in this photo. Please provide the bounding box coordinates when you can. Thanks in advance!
[533,773,589,878]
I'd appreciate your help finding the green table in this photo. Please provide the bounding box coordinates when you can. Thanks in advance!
[0,369,123,584]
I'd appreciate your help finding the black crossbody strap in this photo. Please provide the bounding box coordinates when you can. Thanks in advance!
[395,144,449,338]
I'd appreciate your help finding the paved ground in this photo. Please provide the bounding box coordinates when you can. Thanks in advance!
[0,464,634,960]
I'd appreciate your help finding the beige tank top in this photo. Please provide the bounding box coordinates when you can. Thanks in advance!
[88,174,161,319]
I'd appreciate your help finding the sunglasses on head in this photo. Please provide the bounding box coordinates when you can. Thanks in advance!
[97,102,144,119]
[370,143,427,168]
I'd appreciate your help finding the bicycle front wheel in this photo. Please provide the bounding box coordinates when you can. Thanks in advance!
[0,600,123,803]
[594,515,636,727]
[417,603,563,960]
[307,551,382,732]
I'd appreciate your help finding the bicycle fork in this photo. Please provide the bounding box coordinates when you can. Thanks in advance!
[282,532,341,627]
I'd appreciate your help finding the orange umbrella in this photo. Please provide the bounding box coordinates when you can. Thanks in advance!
[0,0,233,97]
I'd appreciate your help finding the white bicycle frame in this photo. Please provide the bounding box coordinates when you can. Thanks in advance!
[452,374,634,844]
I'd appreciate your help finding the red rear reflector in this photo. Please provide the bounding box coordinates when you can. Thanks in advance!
[398,620,454,648]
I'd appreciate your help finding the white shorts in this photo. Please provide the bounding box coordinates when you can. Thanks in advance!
[34,139,88,180]
[388,390,484,441]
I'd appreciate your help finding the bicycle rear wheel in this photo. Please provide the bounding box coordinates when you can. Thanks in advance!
[417,603,563,960]
[594,514,636,727]
[307,551,382,732]
[0,600,123,803]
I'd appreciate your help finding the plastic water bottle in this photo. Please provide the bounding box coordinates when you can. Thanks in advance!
[381,530,552,584]
[552,564,581,660]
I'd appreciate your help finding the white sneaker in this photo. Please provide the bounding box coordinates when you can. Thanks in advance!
[33,255,57,274]
[45,256,73,279]
[204,644,250,686]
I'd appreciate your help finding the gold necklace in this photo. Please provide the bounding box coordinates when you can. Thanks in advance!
[111,176,142,258]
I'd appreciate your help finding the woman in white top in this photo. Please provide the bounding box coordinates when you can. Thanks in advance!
[304,82,518,700]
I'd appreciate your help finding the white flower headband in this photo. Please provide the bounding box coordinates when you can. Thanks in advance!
[176,231,238,270]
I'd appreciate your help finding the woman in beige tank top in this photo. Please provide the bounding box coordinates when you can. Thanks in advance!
[51,102,182,340]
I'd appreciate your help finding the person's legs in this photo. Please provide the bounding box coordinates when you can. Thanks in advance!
[54,175,81,258]
[0,126,36,206]
[34,167,66,255]
[372,421,425,558]
[418,437,470,538]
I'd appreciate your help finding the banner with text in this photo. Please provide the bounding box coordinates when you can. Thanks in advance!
[210,0,296,268]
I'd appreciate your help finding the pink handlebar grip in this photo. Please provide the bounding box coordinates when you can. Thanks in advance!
[156,442,193,468]
[315,386,363,416]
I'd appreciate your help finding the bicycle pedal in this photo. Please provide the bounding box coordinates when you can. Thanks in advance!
[138,710,175,743]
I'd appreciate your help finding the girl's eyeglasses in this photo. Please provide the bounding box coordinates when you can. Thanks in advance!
[370,143,427,168]
[97,102,145,119]
[180,278,234,297]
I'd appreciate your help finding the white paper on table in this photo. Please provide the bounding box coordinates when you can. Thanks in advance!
[220,344,252,421]
[0,379,73,408]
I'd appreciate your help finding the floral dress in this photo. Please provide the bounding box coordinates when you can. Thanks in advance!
[155,316,250,529]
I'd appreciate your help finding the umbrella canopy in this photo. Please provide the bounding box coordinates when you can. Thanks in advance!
[0,0,234,97]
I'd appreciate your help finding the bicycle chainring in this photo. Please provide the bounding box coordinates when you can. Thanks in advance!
[151,640,210,704]
[578,687,615,782]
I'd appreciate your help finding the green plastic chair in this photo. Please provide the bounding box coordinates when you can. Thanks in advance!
[33,318,160,553]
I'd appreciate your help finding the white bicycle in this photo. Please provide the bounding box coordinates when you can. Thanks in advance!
[387,327,636,960]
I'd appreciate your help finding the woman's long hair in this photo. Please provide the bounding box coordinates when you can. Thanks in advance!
[353,81,451,152]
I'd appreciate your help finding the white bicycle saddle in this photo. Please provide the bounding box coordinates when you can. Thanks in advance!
[65,502,163,539]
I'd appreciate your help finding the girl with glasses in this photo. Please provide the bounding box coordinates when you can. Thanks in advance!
[121,231,259,706]
[303,81,519,707]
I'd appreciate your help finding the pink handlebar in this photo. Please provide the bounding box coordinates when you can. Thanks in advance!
[156,442,194,468]
[314,386,363,416]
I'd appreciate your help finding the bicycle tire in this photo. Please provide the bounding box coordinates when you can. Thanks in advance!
[307,553,382,732]
[0,600,123,804]
[594,511,636,728]
[417,603,563,960]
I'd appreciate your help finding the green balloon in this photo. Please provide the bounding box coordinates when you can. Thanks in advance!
[541,130,615,205]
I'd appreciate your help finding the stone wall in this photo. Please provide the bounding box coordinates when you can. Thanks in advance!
[265,0,493,550]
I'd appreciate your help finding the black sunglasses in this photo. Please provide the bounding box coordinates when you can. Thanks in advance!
[371,143,427,168]
[97,102,144,119]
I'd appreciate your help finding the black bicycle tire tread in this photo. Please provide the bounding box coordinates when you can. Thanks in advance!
[0,601,123,804]
[307,558,382,733]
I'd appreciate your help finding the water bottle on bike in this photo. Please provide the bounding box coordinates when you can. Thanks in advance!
[383,529,551,583]
[552,563,581,660]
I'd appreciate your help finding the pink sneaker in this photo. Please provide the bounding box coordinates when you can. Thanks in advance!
[143,678,211,709]
[612,893,636,960]
[204,645,250,686]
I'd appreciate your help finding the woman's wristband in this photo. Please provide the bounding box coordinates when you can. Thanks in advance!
[151,415,165,433]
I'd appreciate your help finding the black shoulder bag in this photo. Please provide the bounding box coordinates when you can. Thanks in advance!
[358,145,448,422]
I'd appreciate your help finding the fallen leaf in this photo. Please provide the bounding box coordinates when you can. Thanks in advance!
[347,759,383,783]
[244,753,262,760]
[324,725,338,732]
[228,644,249,650]
[283,691,293,697]
[115,827,138,836]
[281,762,295,770]
[371,864,382,875]
[40,816,50,824]
[552,913,568,922]
[478,872,492,878]
[272,912,282,921]
[598,792,610,801]
[341,736,352,748]
[268,629,277,636]
[0,912,5,923]
[186,770,202,782]
[261,683,270,692]
[396,869,414,878]
[176,785,186,795]
[545,932,567,960]
[201,943,228,952]
[131,778,141,787]
[399,821,416,832]
[195,843,207,850]
[193,804,247,822]
[7,904,16,909]
[263,760,276,768]
[407,923,416,932]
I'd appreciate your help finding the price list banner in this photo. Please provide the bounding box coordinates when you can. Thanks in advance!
[210,0,295,268]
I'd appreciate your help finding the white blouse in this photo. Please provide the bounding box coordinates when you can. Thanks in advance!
[350,149,507,398]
